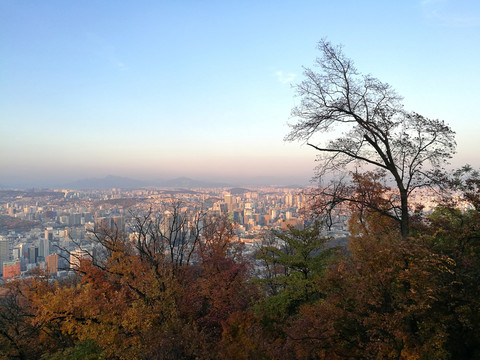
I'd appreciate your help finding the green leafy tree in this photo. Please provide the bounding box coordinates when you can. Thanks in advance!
[277,175,480,359]
[425,205,480,358]
[40,340,105,360]
[255,222,338,343]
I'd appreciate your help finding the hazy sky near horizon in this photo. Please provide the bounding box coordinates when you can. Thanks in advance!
[1,0,480,186]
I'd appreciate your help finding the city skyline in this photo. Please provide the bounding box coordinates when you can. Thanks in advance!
[1,1,480,187]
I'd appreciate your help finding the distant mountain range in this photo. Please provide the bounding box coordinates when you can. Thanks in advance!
[65,175,230,190]
[0,175,309,190]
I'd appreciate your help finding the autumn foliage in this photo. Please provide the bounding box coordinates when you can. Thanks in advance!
[1,178,480,359]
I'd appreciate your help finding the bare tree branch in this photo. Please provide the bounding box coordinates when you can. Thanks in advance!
[287,40,456,237]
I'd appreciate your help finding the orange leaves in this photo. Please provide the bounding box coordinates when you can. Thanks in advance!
[11,214,259,359]
[4,204,478,359]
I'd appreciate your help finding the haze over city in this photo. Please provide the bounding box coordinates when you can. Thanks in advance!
[1,0,480,188]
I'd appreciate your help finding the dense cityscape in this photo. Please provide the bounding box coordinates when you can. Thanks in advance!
[2,1,479,357]
[0,186,335,280]
[1,183,464,282]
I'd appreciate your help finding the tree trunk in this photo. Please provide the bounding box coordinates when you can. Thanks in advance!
[400,190,409,238]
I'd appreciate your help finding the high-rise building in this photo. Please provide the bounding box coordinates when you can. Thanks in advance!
[224,194,234,212]
[233,210,244,224]
[3,260,21,280]
[285,193,294,207]
[69,249,91,269]
[39,238,50,259]
[45,227,54,241]
[46,254,59,274]
[12,247,21,260]
[18,243,27,259]
[27,247,38,264]
[0,236,10,276]
[112,216,125,232]
[95,216,125,233]
[271,209,278,219]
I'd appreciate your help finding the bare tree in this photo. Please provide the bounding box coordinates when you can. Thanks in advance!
[287,40,456,237]
[129,201,206,272]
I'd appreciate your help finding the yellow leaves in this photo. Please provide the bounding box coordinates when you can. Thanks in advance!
[3,216,260,358]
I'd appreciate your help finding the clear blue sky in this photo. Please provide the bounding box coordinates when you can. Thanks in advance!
[1,0,479,187]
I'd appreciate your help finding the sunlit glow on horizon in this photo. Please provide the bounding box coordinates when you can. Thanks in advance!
[1,1,479,187]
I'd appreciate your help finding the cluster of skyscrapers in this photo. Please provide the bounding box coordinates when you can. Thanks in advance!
[0,186,352,282]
